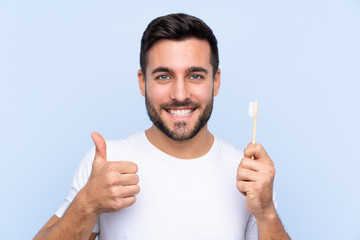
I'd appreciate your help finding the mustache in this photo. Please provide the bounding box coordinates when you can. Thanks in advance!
[161,100,200,108]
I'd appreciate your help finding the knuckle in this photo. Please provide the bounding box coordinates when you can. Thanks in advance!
[106,172,118,186]
[262,172,273,185]
[237,168,244,177]
[243,148,249,156]
[254,183,262,192]
[116,186,125,197]
[107,178,116,186]
[263,175,272,184]
[268,166,275,176]
[114,199,125,209]
[265,157,274,166]
[105,173,114,185]
[110,187,116,195]
[110,186,120,197]
[248,193,256,201]
[239,159,244,167]
[236,181,243,190]
[255,143,262,152]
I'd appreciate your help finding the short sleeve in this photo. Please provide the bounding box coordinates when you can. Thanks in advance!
[54,147,100,233]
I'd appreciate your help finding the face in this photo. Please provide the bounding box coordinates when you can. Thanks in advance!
[138,38,220,141]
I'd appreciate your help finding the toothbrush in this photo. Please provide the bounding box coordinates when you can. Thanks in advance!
[248,101,258,160]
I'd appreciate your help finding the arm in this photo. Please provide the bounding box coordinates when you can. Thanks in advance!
[38,219,99,240]
[34,132,140,240]
[34,193,99,240]
[237,143,291,240]
[256,210,291,240]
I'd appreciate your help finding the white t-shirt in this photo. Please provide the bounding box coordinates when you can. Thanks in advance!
[56,132,258,240]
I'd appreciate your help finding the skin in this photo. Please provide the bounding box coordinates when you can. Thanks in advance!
[34,38,290,239]
[34,132,140,240]
[138,38,220,159]
[237,143,291,239]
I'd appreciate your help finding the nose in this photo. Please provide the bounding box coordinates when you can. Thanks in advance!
[170,79,190,102]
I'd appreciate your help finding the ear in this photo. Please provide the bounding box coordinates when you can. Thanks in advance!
[138,69,146,97]
[213,68,221,96]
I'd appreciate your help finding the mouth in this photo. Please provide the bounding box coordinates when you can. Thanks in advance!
[165,108,196,117]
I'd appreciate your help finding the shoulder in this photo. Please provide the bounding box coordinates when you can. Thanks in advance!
[215,136,244,159]
[212,136,244,170]
[105,131,145,162]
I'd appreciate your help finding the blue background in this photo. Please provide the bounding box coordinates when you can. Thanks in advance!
[1,0,359,239]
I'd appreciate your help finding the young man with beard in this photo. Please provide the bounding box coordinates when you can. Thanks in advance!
[35,13,291,240]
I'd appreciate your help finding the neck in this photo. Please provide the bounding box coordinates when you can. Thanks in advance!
[145,124,214,159]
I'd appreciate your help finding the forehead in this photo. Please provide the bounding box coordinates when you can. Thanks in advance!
[146,38,212,74]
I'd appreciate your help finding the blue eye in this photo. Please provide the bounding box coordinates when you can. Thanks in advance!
[190,74,202,80]
[157,75,170,80]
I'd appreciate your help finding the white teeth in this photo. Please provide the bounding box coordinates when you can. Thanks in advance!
[168,109,193,117]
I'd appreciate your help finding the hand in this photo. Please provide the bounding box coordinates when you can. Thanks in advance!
[236,143,276,220]
[81,132,140,215]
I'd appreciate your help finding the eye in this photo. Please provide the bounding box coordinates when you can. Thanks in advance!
[156,74,170,80]
[190,74,203,80]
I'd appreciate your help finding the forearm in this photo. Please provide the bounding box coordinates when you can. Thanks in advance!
[256,211,291,240]
[34,189,98,240]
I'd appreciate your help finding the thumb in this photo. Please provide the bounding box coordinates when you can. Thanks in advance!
[91,132,107,162]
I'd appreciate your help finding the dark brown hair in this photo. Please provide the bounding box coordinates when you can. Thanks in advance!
[140,13,219,78]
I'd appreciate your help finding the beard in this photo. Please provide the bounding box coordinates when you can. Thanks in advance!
[145,91,214,141]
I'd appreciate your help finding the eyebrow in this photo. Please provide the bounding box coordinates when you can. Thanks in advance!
[186,67,208,75]
[151,67,173,75]
[151,66,208,75]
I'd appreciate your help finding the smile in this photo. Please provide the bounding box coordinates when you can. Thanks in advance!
[166,108,195,117]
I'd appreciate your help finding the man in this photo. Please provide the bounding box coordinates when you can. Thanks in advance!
[35,13,290,240]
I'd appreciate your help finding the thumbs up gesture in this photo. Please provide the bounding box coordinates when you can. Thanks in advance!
[82,132,140,214]
[236,143,276,220]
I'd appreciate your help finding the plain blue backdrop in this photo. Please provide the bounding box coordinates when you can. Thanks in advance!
[1,0,359,239]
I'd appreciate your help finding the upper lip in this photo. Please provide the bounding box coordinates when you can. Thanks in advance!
[164,107,195,110]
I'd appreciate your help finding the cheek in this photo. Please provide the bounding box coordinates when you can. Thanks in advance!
[189,84,213,102]
[147,84,171,104]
